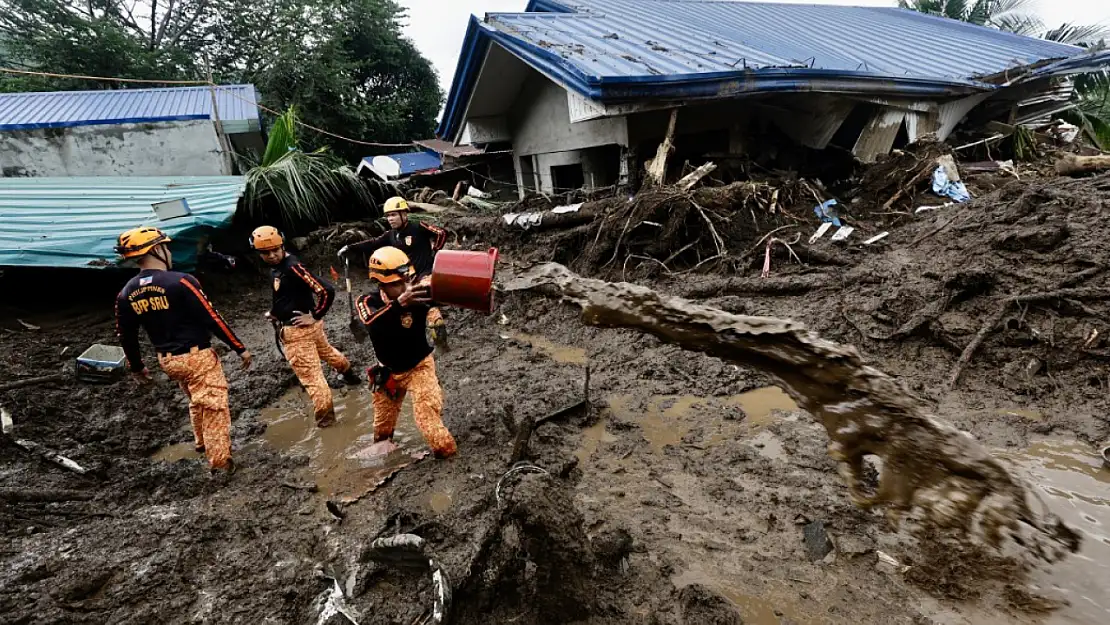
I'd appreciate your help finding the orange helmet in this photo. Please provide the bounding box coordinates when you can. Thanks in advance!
[116,227,172,259]
[368,246,414,284]
[383,197,410,214]
[249,226,284,251]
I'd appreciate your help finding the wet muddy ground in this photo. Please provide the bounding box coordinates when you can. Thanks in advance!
[3,172,1110,624]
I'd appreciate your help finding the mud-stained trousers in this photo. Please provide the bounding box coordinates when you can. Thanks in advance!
[372,355,457,458]
[282,320,352,426]
[157,348,232,470]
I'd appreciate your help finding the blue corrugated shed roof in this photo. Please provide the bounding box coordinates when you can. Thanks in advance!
[0,176,246,270]
[389,152,443,175]
[439,0,1108,139]
[0,84,261,132]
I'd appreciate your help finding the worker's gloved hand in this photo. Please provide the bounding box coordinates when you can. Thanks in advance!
[338,245,350,259]
[240,350,253,371]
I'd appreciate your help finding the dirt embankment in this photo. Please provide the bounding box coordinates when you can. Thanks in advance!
[2,163,1109,624]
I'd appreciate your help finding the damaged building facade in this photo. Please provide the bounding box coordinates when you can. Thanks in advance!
[437,0,1110,198]
[0,84,262,178]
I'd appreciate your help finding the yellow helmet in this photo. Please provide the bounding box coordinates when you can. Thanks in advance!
[249,226,284,251]
[383,197,410,214]
[116,227,172,259]
[368,246,414,284]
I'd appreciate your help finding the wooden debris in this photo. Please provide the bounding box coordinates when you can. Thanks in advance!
[646,109,679,186]
[0,373,69,393]
[677,162,717,191]
[0,489,93,503]
[1056,154,1110,176]
[7,438,89,475]
[1,405,11,435]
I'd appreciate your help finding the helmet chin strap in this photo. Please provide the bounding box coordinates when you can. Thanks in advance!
[151,244,172,269]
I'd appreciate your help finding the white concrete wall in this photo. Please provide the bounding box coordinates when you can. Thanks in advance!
[0,120,229,177]
[509,74,628,158]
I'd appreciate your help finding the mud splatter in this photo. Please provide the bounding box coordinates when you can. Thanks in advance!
[507,263,1082,561]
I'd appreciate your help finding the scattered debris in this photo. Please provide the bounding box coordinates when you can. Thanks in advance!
[931,162,970,203]
[863,232,889,245]
[877,551,910,574]
[16,319,40,331]
[830,226,855,242]
[809,222,833,244]
[646,109,679,187]
[1,405,12,435]
[1056,153,1110,176]
[6,437,89,475]
[813,199,842,226]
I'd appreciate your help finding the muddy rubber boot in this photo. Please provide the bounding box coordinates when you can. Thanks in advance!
[341,368,362,386]
[194,444,205,454]
[210,458,235,477]
[316,410,337,429]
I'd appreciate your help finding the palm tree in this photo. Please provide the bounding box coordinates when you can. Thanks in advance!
[244,107,373,224]
[898,1,1044,36]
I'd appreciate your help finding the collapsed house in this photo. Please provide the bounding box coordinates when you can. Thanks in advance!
[436,0,1110,198]
[0,84,263,178]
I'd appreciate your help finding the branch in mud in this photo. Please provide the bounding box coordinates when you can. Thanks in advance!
[944,287,1110,392]
[505,263,1082,563]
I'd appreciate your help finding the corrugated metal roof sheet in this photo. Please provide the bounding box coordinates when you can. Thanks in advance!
[0,84,261,133]
[492,1,1080,82]
[439,0,1107,139]
[414,139,487,158]
[0,176,246,269]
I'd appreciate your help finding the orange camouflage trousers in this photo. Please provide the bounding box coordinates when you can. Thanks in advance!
[283,321,351,425]
[373,355,457,457]
[157,348,232,470]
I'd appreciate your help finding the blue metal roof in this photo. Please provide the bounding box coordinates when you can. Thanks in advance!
[0,84,261,132]
[359,152,443,179]
[438,0,1106,139]
[391,151,443,175]
[0,176,246,270]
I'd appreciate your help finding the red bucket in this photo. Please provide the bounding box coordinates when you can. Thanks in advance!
[430,248,499,313]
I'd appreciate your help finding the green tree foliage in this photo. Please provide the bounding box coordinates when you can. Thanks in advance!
[0,0,443,159]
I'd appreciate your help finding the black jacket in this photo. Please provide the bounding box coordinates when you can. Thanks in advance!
[116,269,246,371]
[355,290,432,373]
[349,220,447,276]
[269,253,335,323]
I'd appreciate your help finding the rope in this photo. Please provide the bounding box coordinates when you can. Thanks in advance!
[0,67,415,148]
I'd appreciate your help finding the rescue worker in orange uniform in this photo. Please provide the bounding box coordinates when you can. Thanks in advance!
[251,226,360,428]
[114,227,251,473]
[340,197,449,347]
[356,247,457,458]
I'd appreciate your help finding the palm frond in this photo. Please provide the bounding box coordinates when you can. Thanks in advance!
[991,13,1045,36]
[261,107,299,168]
[1043,23,1110,45]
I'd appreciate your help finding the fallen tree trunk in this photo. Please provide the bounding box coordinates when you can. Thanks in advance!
[646,109,679,187]
[1056,153,1110,176]
[507,263,1081,563]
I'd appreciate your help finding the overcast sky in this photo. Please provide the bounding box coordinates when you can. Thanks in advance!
[398,0,1110,94]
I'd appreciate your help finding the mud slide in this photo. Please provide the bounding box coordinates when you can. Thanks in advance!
[506,263,1081,562]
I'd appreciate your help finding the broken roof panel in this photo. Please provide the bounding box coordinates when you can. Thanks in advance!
[0,84,261,133]
[0,176,246,270]
[357,152,442,181]
[439,0,1108,139]
[513,0,1082,81]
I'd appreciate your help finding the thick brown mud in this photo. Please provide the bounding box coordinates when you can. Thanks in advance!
[508,263,1080,561]
[4,169,1110,624]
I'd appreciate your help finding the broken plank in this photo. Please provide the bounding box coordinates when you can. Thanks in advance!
[646,109,679,186]
[677,162,717,191]
[0,373,69,393]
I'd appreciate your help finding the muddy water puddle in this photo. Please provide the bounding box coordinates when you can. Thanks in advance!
[672,566,820,625]
[504,331,587,365]
[999,440,1110,624]
[254,388,426,500]
[152,387,428,501]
